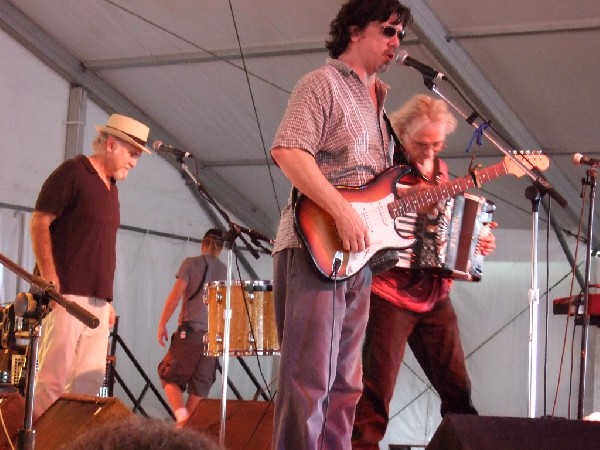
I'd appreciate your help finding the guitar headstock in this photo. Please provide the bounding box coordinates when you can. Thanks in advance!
[504,151,550,177]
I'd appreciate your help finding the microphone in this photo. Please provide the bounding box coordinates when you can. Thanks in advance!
[152,141,192,158]
[573,153,600,166]
[396,50,446,81]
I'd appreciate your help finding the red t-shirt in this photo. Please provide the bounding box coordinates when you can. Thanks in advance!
[371,267,452,313]
[372,157,453,313]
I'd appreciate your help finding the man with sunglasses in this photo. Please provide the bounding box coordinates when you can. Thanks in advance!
[157,228,227,426]
[352,95,497,448]
[270,1,412,448]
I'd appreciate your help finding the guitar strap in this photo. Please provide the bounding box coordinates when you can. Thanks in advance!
[185,256,209,303]
[178,256,209,333]
[382,110,409,167]
[292,186,299,210]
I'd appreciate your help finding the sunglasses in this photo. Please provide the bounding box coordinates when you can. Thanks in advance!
[381,25,407,42]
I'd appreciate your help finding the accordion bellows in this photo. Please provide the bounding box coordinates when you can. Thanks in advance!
[395,193,495,281]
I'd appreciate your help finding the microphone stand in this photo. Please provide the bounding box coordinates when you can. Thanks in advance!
[417,73,569,418]
[525,185,542,418]
[174,156,272,447]
[0,252,99,450]
[578,168,597,419]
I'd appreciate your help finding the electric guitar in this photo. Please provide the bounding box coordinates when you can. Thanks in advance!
[294,153,549,280]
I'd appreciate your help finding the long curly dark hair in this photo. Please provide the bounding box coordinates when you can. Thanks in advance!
[326,0,412,58]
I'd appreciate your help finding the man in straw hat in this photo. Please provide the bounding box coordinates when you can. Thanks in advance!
[30,113,151,417]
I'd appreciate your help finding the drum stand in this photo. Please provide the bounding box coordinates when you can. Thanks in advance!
[0,252,99,450]
[174,156,273,447]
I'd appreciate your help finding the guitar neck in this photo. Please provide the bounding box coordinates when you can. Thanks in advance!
[390,161,507,217]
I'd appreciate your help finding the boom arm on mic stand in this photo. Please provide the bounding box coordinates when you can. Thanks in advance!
[0,251,100,450]
[0,253,99,328]
[155,141,273,257]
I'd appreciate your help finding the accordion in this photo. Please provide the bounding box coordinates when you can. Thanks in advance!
[395,193,495,281]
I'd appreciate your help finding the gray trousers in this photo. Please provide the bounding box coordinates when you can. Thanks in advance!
[272,248,372,450]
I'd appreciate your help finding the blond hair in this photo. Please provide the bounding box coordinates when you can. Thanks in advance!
[389,94,457,139]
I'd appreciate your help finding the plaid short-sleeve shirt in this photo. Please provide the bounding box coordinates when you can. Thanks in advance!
[272,59,396,252]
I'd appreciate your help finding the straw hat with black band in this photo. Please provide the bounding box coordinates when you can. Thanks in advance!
[96,113,152,154]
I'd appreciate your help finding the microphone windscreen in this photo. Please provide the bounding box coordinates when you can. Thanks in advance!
[395,49,409,65]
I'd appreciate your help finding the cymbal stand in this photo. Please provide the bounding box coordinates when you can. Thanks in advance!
[175,156,272,447]
[577,168,597,419]
[0,252,99,450]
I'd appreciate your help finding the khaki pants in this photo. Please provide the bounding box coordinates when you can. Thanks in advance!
[34,295,110,417]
